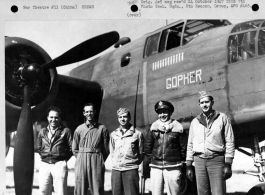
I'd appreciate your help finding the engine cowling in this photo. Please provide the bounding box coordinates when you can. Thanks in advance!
[5,37,59,134]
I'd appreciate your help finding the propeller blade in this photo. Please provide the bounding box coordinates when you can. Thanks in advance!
[13,85,34,195]
[42,31,120,70]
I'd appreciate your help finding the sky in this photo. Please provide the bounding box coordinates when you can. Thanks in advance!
[5,19,247,74]
[5,20,175,74]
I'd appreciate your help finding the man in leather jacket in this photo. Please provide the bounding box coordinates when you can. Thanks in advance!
[145,100,186,195]
[37,106,73,195]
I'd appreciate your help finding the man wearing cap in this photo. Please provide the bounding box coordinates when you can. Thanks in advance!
[72,103,110,195]
[145,100,186,195]
[186,91,235,195]
[109,108,144,195]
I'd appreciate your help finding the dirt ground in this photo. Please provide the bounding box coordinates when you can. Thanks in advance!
[5,149,263,195]
[5,169,252,195]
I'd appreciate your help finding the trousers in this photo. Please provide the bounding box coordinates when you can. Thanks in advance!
[74,153,105,195]
[150,167,182,195]
[39,160,68,195]
[194,155,226,195]
[111,169,139,195]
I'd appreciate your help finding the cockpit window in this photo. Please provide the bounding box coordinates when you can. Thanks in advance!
[159,22,184,52]
[183,20,230,45]
[231,20,262,33]
[144,20,230,58]
[228,20,265,64]
[144,33,160,58]
[228,31,256,63]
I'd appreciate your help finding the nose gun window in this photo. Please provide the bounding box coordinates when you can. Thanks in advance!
[228,31,256,64]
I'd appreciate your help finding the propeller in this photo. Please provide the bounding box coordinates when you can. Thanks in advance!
[11,31,119,195]
[13,85,34,195]
[42,31,119,70]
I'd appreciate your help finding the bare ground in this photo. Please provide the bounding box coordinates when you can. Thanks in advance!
[5,149,263,195]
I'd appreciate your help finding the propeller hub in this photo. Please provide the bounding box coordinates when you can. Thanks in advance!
[21,63,43,83]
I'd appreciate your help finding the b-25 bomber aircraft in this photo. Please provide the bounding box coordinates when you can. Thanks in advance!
[5,19,265,195]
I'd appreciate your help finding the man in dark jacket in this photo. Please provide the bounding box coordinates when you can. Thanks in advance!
[145,100,186,195]
[37,106,72,195]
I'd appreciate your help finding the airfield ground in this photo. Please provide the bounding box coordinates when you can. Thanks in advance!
[5,149,261,195]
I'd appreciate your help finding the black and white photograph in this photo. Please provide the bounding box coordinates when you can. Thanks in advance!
[3,1,265,195]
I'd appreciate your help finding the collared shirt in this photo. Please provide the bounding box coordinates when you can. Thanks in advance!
[47,125,59,142]
[85,121,97,128]
[203,112,214,127]
[119,127,128,136]
[110,124,144,171]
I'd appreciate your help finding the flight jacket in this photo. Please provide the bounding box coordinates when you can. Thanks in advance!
[145,119,186,167]
[110,124,144,171]
[186,110,235,164]
[37,125,73,164]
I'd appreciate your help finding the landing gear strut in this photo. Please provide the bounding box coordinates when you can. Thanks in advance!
[238,135,265,194]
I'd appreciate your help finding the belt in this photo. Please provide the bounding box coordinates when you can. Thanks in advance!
[194,153,224,159]
[78,147,102,153]
[42,159,56,164]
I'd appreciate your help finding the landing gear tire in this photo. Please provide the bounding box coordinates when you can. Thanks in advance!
[180,174,188,195]
[247,183,265,195]
[180,165,197,195]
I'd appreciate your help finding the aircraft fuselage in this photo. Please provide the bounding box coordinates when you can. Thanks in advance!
[69,20,265,148]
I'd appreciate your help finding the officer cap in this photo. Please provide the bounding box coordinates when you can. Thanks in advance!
[198,91,214,101]
[154,100,174,113]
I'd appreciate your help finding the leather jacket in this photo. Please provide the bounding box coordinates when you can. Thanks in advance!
[145,119,186,167]
[37,125,72,164]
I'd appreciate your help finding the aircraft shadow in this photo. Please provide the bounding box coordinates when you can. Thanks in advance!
[6,185,40,189]
[5,186,247,195]
[67,187,113,195]
[67,188,247,195]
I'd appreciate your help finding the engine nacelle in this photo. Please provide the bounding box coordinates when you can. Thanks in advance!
[5,37,59,133]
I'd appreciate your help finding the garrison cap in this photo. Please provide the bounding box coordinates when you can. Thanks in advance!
[154,100,174,113]
[198,91,213,100]
[117,108,130,116]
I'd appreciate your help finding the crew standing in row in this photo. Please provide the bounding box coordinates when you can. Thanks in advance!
[38,91,235,195]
